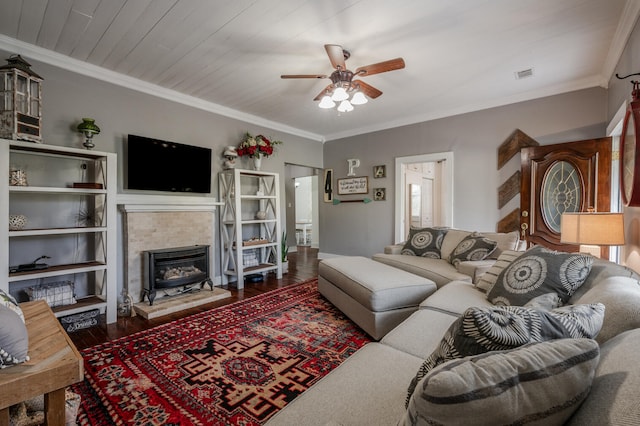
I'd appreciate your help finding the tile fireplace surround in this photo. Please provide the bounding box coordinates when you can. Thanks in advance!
[118,194,223,304]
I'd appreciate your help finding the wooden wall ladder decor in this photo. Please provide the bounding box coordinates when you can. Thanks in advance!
[496,129,539,233]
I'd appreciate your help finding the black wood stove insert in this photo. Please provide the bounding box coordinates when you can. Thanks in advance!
[143,245,213,305]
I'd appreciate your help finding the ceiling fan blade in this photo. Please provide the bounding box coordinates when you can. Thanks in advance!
[281,74,328,79]
[313,84,334,101]
[354,80,382,99]
[325,44,346,70]
[355,58,405,76]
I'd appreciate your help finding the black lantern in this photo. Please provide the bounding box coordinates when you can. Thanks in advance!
[0,55,43,142]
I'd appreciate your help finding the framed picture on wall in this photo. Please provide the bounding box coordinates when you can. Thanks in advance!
[373,165,386,178]
[337,176,368,194]
[374,188,386,201]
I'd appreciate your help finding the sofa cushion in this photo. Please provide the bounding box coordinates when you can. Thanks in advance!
[566,329,640,425]
[405,303,605,404]
[487,246,593,306]
[372,254,471,288]
[475,250,523,293]
[419,280,492,316]
[480,230,520,259]
[381,309,460,359]
[401,227,448,258]
[569,257,640,303]
[0,305,30,368]
[265,343,423,426]
[455,259,496,284]
[571,275,640,344]
[402,338,600,426]
[448,233,497,267]
[318,256,436,312]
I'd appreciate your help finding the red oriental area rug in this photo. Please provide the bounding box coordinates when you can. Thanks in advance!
[71,279,371,425]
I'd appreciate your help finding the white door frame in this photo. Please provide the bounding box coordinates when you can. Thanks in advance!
[395,152,454,243]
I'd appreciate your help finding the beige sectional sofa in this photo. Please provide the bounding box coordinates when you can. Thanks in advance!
[372,229,525,287]
[267,253,640,425]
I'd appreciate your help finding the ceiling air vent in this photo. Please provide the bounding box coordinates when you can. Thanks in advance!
[515,68,534,80]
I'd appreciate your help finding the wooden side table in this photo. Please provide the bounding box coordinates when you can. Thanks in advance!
[0,300,84,426]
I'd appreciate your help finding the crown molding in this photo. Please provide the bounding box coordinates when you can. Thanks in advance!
[0,35,324,142]
[324,75,604,141]
[601,0,640,87]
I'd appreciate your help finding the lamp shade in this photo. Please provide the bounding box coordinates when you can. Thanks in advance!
[77,118,100,136]
[331,86,349,101]
[560,212,625,245]
[337,100,354,112]
[318,95,336,109]
[351,91,368,105]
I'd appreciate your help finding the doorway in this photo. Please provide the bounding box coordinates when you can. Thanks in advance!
[294,176,318,247]
[284,164,321,254]
[395,152,454,243]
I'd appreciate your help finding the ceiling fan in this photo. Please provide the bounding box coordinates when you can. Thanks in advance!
[281,44,405,111]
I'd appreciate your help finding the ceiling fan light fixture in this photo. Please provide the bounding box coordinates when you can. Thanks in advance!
[337,100,354,112]
[319,95,336,109]
[332,86,349,101]
[351,91,368,105]
[282,44,405,111]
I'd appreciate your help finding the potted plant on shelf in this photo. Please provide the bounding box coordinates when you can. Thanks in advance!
[281,231,289,274]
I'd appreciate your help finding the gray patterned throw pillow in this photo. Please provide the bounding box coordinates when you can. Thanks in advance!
[0,288,24,323]
[401,227,448,258]
[0,305,29,368]
[487,246,593,306]
[401,339,600,426]
[405,303,604,406]
[448,232,498,267]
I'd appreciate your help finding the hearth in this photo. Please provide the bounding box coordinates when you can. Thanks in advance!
[143,245,213,305]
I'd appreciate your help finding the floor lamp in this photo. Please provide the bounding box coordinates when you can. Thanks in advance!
[560,212,625,258]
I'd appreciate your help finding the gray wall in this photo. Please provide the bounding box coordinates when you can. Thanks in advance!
[607,20,640,273]
[1,49,324,191]
[0,47,323,294]
[321,88,607,257]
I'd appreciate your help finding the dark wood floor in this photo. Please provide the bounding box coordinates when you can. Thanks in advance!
[69,247,320,351]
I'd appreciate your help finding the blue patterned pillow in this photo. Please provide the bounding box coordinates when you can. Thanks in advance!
[401,227,448,259]
[405,303,604,406]
[487,246,593,306]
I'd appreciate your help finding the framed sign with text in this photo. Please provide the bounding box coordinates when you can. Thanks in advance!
[337,176,368,194]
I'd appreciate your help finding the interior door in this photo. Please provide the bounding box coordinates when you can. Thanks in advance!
[520,138,612,254]
[409,183,421,228]
[421,177,434,227]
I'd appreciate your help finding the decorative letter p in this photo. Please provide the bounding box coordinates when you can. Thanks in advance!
[347,158,360,176]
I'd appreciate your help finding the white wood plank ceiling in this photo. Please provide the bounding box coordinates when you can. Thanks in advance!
[0,0,637,141]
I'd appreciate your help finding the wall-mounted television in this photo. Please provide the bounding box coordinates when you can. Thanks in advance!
[126,134,212,193]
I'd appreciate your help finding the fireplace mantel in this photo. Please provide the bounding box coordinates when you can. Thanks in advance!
[117,193,223,212]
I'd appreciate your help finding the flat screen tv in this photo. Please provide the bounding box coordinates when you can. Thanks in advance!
[126,134,212,193]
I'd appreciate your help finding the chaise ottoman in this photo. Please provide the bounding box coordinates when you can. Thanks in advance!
[318,256,437,340]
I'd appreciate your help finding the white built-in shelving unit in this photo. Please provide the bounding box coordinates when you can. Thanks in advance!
[219,168,281,288]
[0,139,117,323]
